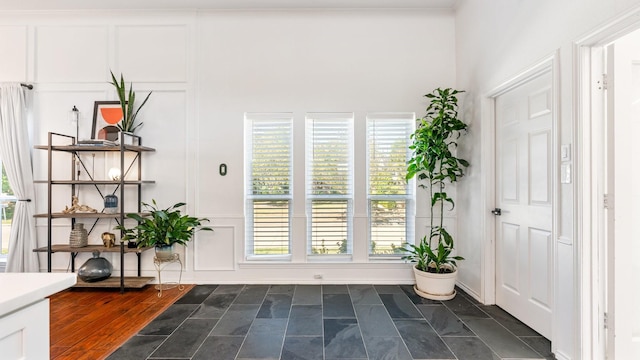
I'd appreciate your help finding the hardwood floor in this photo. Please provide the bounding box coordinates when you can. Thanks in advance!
[49,284,194,360]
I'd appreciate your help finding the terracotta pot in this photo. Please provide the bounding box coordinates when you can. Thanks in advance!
[413,265,457,300]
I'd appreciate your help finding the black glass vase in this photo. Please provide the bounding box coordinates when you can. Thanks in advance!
[78,250,113,282]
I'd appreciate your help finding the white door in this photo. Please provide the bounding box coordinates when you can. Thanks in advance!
[494,70,553,338]
[607,30,640,360]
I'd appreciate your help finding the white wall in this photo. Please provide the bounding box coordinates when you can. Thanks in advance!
[454,0,640,358]
[0,9,456,284]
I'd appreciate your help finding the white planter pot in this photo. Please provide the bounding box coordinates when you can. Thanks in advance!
[155,244,175,261]
[413,265,457,300]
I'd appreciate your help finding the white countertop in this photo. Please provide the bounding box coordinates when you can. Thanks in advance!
[0,273,77,317]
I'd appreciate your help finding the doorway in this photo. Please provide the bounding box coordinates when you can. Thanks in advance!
[603,29,640,360]
[492,63,555,339]
[577,13,640,359]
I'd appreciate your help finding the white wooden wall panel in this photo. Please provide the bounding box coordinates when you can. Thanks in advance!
[35,26,108,82]
[116,25,187,82]
[0,26,28,81]
[8,9,452,287]
[194,226,235,271]
[32,90,107,145]
[196,110,245,216]
[137,90,187,206]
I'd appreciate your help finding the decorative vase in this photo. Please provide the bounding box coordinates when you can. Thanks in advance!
[69,223,88,248]
[155,244,175,261]
[104,194,118,214]
[413,265,457,300]
[78,250,112,282]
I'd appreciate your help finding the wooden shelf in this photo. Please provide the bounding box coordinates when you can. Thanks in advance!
[34,144,155,152]
[33,244,152,254]
[34,212,151,218]
[74,276,154,289]
[34,180,156,185]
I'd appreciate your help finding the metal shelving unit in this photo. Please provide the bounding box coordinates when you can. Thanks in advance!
[33,132,156,292]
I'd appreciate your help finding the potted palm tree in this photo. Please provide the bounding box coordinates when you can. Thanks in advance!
[401,88,468,300]
[116,200,213,260]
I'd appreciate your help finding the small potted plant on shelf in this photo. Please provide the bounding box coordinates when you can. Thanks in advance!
[115,200,213,260]
[109,70,152,134]
[401,87,468,300]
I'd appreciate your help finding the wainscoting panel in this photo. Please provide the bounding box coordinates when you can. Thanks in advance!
[0,26,28,81]
[193,225,235,271]
[35,26,108,83]
[115,25,188,82]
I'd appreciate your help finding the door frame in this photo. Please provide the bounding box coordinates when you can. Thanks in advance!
[574,7,640,359]
[481,51,560,340]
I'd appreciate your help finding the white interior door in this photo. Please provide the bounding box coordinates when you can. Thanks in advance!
[494,70,553,338]
[607,30,640,360]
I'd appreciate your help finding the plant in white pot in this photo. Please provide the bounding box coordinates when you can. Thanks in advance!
[401,88,468,300]
[116,200,213,261]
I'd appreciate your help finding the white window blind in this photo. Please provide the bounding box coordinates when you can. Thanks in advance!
[306,113,354,256]
[245,113,293,256]
[367,113,414,256]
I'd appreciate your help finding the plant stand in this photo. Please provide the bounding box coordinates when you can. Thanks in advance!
[153,253,184,297]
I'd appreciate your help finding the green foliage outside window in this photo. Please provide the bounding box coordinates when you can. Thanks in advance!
[1,165,14,221]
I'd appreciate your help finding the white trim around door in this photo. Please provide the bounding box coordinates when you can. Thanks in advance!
[482,51,560,345]
[574,5,640,359]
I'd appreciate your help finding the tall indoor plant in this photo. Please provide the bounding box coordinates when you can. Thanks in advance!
[116,200,213,260]
[109,71,152,134]
[402,88,469,299]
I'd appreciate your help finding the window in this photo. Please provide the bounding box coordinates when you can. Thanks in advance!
[306,113,354,256]
[367,113,414,256]
[245,113,293,257]
[244,111,415,262]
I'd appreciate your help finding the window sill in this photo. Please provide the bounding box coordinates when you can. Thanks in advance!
[238,261,411,270]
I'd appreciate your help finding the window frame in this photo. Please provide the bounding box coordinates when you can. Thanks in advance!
[305,112,355,259]
[366,113,415,259]
[244,113,294,260]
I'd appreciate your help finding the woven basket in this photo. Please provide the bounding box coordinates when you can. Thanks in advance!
[69,223,88,248]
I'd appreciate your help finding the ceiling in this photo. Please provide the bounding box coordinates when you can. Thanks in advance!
[0,0,457,11]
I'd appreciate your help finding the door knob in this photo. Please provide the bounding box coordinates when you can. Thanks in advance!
[491,208,502,216]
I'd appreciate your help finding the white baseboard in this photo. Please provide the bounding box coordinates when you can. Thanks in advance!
[456,280,483,303]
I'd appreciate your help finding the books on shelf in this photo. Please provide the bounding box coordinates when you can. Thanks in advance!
[76,140,118,146]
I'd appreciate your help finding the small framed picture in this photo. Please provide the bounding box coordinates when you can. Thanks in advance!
[91,101,123,140]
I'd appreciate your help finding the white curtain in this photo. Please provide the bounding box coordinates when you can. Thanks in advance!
[0,83,39,272]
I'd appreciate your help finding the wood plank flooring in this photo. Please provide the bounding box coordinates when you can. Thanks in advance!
[49,284,194,360]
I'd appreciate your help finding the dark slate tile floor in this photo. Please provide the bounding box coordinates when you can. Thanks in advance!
[107,284,555,360]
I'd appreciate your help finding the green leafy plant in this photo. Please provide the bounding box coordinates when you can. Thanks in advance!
[401,88,468,273]
[109,71,152,133]
[115,200,213,248]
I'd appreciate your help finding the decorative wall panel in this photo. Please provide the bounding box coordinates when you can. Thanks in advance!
[194,226,235,271]
[0,26,28,81]
[116,25,187,82]
[35,26,108,82]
